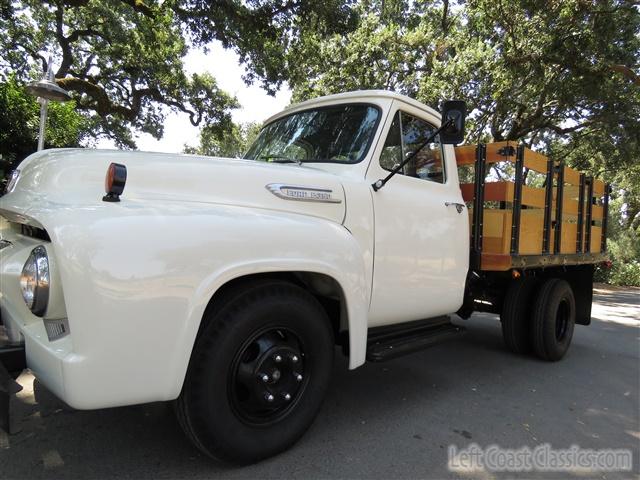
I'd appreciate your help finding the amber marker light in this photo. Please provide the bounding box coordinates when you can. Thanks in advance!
[103,163,127,202]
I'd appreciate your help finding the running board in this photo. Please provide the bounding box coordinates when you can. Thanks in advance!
[366,318,464,362]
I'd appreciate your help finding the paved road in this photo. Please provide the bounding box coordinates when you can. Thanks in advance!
[1,285,638,479]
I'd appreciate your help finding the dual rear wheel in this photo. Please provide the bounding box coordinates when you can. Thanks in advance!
[501,277,576,361]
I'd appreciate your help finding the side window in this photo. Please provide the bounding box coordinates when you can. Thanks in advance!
[379,111,446,184]
[380,113,402,171]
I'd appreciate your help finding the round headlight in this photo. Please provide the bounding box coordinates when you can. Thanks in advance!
[20,246,49,316]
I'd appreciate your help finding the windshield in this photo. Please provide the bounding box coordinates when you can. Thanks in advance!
[245,104,380,164]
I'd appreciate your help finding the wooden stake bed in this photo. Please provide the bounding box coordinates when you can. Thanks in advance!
[455,142,610,272]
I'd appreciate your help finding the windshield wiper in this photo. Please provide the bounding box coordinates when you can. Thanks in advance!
[258,155,302,165]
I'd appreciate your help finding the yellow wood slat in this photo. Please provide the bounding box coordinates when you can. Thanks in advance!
[564,185,581,201]
[485,141,516,164]
[560,224,578,254]
[519,210,544,254]
[480,254,512,271]
[592,205,603,220]
[484,182,511,202]
[521,185,546,209]
[522,148,548,174]
[593,180,605,196]
[482,210,511,254]
[462,181,547,209]
[454,141,517,166]
[454,145,477,166]
[589,227,602,252]
[563,198,579,216]
[563,166,581,186]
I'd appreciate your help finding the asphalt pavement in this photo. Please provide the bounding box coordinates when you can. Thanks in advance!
[1,284,638,479]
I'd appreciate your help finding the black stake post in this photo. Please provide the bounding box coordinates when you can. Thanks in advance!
[542,159,554,254]
[585,176,594,253]
[601,184,610,253]
[372,118,454,191]
[576,173,586,253]
[471,143,486,271]
[553,162,565,254]
[510,145,524,254]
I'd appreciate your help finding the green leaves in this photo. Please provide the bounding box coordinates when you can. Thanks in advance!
[0,74,93,177]
[185,121,261,158]
[1,0,239,150]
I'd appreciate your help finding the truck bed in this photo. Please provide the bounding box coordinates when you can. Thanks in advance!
[455,142,610,271]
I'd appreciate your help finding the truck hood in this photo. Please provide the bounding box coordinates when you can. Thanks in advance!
[1,149,346,224]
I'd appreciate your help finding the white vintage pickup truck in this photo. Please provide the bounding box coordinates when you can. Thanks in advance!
[0,90,609,463]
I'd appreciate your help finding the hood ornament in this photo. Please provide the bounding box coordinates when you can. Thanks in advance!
[266,184,342,204]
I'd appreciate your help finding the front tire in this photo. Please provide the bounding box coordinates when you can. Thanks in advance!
[531,278,576,361]
[176,281,334,464]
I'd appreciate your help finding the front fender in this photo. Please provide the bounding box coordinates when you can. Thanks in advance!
[24,200,369,407]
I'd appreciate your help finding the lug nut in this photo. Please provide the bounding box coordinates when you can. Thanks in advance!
[291,355,299,363]
[283,393,291,401]
[260,374,269,383]
[265,393,275,402]
[295,373,303,382]
[274,355,282,363]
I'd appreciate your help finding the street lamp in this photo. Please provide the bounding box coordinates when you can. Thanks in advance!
[25,57,72,151]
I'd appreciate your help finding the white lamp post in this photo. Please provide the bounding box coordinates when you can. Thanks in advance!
[25,58,72,151]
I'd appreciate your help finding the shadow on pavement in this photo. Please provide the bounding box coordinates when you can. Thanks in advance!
[1,291,638,480]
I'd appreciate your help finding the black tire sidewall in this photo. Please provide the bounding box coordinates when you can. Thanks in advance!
[532,279,576,361]
[501,277,537,354]
[183,283,334,463]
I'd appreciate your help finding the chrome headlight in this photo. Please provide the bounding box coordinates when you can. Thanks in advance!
[20,246,49,316]
[5,169,20,193]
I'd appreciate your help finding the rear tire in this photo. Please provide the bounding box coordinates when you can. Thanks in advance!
[176,280,334,464]
[531,278,576,361]
[501,277,537,355]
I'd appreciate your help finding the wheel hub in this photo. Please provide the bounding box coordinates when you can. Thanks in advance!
[229,328,306,424]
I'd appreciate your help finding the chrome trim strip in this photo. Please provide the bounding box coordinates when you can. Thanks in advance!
[266,183,342,204]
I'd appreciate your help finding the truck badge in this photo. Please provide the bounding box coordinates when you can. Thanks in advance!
[266,184,342,204]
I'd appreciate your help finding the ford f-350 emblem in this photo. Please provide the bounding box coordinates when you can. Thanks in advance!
[266,184,342,204]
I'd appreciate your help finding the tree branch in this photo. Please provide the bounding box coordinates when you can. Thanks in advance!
[610,64,640,86]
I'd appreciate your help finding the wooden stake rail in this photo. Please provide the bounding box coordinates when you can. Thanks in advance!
[456,141,609,272]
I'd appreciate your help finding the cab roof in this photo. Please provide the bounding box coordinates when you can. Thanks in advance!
[264,90,441,125]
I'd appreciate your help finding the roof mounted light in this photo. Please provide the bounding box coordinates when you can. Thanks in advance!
[103,163,127,202]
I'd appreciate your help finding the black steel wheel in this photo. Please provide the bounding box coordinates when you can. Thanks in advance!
[229,326,307,425]
[176,280,334,464]
[531,278,576,361]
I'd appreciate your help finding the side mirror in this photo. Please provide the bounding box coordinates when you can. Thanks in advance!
[440,100,466,145]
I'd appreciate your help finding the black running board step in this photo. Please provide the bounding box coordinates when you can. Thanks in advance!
[366,321,464,362]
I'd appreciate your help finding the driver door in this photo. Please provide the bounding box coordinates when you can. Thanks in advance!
[367,102,468,327]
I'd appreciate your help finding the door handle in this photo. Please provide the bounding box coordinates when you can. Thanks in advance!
[445,202,465,213]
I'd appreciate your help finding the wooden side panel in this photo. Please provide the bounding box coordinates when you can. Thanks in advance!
[522,148,548,173]
[461,182,546,208]
[561,224,578,254]
[522,185,546,209]
[590,227,602,252]
[482,210,511,254]
[454,145,477,166]
[455,141,516,166]
[563,198,579,216]
[480,254,512,271]
[593,180,605,196]
[592,205,603,221]
[519,210,544,254]
[563,166,581,186]
[458,142,607,271]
